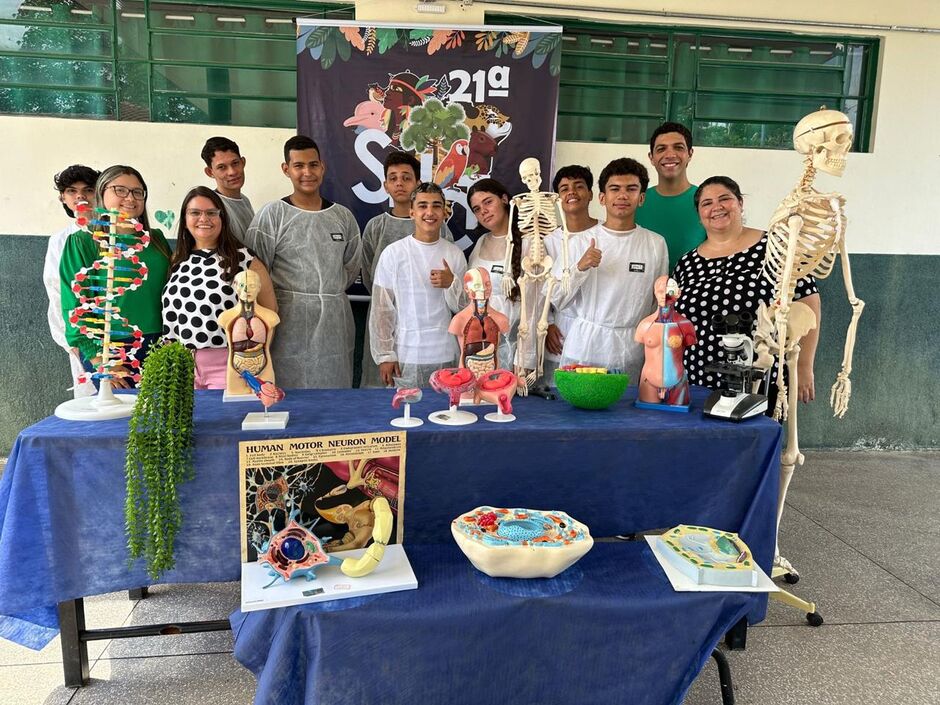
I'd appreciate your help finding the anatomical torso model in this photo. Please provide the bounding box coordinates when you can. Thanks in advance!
[218,269,281,396]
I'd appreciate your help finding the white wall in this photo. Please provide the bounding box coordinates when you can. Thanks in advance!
[2,2,938,254]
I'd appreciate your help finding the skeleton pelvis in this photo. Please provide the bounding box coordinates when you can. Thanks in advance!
[522,253,553,276]
[233,345,267,376]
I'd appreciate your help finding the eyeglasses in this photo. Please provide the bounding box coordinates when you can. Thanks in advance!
[186,208,222,219]
[107,185,147,201]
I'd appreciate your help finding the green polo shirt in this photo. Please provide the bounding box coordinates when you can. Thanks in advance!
[636,185,706,272]
[60,226,170,359]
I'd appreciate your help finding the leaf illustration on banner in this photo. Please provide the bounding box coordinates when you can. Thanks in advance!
[365,27,377,55]
[549,44,562,77]
[376,28,398,54]
[410,29,434,40]
[321,31,338,69]
[444,31,465,50]
[503,31,529,57]
[340,26,365,51]
[475,31,498,52]
[532,35,560,70]
[428,30,452,55]
[304,26,331,50]
[534,33,561,56]
[336,32,352,62]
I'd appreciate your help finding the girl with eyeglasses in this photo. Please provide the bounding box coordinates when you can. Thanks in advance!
[59,165,172,390]
[162,186,276,389]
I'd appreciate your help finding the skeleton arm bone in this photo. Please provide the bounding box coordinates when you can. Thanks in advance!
[502,199,517,297]
[830,238,865,418]
[771,214,805,420]
[553,196,571,294]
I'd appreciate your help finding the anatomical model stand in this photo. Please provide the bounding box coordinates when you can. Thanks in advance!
[390,385,423,428]
[503,157,570,393]
[755,107,864,626]
[218,269,281,401]
[634,276,697,412]
[239,370,288,430]
[55,204,151,421]
[449,267,517,422]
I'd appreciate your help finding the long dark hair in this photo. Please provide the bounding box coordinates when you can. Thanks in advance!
[96,164,171,259]
[467,178,522,302]
[171,186,243,283]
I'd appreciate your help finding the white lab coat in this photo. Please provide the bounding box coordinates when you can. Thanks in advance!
[551,223,668,382]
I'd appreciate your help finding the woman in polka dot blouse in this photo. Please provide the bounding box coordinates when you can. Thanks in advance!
[672,176,821,411]
[162,186,276,389]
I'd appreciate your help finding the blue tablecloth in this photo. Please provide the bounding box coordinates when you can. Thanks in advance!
[231,542,758,705]
[0,386,780,649]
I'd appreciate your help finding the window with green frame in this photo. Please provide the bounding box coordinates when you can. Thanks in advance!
[0,0,353,126]
[554,22,878,151]
[1,3,878,150]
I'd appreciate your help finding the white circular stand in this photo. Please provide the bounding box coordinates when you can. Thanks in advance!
[484,409,515,423]
[55,385,136,421]
[390,403,424,428]
[428,404,477,426]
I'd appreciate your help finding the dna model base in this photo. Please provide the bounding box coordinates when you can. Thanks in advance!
[55,385,137,421]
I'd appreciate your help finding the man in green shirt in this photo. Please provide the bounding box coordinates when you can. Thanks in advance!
[636,122,706,271]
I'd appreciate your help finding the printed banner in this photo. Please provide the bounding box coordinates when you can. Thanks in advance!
[239,431,406,563]
[296,21,563,252]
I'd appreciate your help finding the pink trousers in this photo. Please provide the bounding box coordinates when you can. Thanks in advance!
[193,348,229,390]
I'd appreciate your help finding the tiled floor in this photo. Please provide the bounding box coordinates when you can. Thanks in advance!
[1,451,938,704]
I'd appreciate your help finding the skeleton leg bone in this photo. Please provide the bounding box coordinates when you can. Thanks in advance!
[514,272,531,396]
[534,277,556,382]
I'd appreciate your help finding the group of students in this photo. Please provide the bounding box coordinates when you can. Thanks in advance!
[45,120,820,405]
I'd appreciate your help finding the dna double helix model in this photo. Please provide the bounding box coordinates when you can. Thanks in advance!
[67,202,152,386]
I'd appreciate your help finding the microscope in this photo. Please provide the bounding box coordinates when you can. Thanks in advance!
[702,312,769,421]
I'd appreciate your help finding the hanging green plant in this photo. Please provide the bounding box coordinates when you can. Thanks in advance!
[125,341,196,580]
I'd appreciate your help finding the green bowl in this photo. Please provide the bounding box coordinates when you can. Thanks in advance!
[554,369,630,410]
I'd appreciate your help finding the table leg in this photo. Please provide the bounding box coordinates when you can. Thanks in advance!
[57,599,89,688]
[724,617,748,650]
[128,587,148,600]
[711,649,735,705]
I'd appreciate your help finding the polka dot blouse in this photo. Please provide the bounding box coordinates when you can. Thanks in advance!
[672,234,818,388]
[162,248,253,349]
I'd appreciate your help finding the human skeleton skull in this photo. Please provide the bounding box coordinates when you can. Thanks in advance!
[792,108,853,177]
[519,157,542,191]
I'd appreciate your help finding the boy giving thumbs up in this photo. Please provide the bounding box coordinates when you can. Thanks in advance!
[369,183,467,387]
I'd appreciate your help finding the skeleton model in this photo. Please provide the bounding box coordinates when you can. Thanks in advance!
[760,107,865,422]
[503,157,570,390]
[755,109,865,609]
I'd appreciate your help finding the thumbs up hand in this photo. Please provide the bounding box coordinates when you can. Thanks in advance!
[577,237,602,271]
[430,258,455,288]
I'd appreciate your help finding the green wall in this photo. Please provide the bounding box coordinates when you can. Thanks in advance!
[0,234,936,454]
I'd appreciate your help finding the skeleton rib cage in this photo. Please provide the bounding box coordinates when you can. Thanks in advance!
[762,190,847,305]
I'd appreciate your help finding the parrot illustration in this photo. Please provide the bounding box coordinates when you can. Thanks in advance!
[433,139,470,190]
